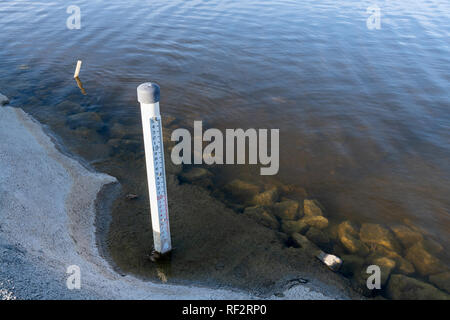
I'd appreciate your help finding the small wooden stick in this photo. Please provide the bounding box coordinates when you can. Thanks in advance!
[73,60,82,78]
[74,76,86,95]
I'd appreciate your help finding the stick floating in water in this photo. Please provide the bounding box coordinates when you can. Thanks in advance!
[73,60,82,78]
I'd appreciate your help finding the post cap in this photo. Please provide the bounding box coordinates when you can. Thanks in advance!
[137,82,160,104]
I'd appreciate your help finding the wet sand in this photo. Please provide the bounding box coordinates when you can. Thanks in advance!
[106,171,357,298]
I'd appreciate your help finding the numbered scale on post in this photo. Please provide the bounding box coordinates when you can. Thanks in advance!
[137,82,172,255]
[150,117,171,253]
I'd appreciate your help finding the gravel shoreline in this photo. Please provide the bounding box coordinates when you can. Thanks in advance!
[0,100,345,300]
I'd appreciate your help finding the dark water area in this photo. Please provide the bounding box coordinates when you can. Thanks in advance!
[1,0,449,298]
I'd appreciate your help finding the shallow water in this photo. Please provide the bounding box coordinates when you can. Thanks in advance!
[1,0,449,297]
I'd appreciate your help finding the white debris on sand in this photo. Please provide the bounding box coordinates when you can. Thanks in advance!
[0,280,16,300]
[0,103,342,300]
[316,252,343,272]
[279,285,332,300]
[1,289,16,300]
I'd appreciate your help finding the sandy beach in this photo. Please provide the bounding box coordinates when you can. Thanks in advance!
[0,98,354,300]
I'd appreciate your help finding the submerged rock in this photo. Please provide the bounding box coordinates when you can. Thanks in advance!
[423,238,444,255]
[390,225,423,248]
[337,221,359,238]
[332,243,347,257]
[429,272,450,294]
[272,200,300,220]
[279,184,307,200]
[328,224,340,242]
[306,227,330,249]
[73,126,101,140]
[301,215,329,230]
[56,100,83,115]
[109,122,127,138]
[67,112,104,131]
[396,257,415,275]
[339,234,369,257]
[281,219,309,235]
[303,199,325,217]
[340,254,365,277]
[359,223,400,252]
[371,257,396,287]
[179,168,213,188]
[107,138,141,152]
[251,187,279,206]
[223,179,260,204]
[243,206,279,230]
[109,122,142,139]
[405,241,446,276]
[366,245,415,275]
[337,220,369,257]
[291,233,321,256]
[179,167,212,182]
[386,274,450,300]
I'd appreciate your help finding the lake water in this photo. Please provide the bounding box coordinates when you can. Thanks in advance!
[1,0,449,297]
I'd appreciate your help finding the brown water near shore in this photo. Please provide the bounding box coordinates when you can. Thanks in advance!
[1,0,449,299]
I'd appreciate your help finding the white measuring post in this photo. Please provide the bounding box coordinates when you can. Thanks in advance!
[137,82,172,255]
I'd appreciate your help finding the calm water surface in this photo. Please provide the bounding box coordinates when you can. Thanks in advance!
[1,0,449,292]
